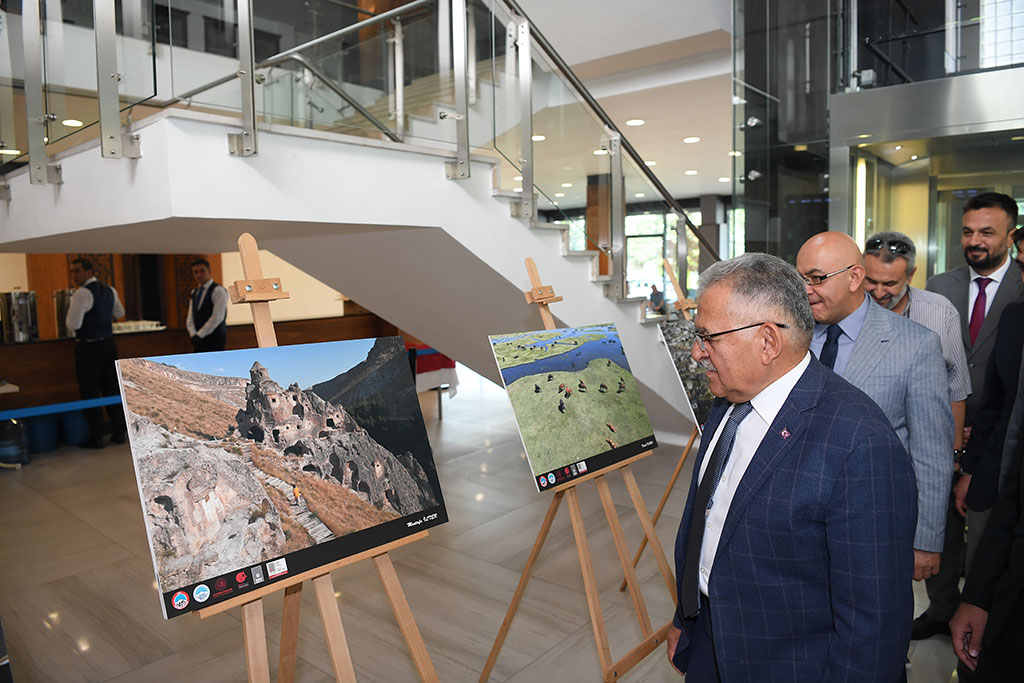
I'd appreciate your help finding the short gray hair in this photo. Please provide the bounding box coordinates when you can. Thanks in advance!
[865,231,916,272]
[697,252,814,350]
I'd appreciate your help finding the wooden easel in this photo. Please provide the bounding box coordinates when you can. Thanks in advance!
[196,233,439,683]
[480,258,677,683]
[618,258,699,592]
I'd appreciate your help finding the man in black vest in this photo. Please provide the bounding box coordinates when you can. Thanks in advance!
[66,258,127,449]
[186,258,229,352]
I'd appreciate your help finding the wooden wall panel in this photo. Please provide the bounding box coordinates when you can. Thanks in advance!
[26,254,73,341]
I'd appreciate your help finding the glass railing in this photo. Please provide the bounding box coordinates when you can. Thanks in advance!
[5,0,714,297]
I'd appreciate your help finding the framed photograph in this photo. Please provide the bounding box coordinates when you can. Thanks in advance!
[489,323,656,491]
[657,319,715,431]
[117,337,445,618]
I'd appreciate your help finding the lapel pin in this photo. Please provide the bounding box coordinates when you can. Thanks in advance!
[780,428,790,439]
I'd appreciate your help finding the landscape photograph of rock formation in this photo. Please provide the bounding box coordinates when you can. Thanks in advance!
[116,337,445,618]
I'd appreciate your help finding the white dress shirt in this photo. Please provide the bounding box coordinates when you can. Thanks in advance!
[186,280,229,338]
[968,255,1010,319]
[697,352,812,595]
[65,276,125,332]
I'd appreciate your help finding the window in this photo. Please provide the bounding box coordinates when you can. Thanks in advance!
[155,4,188,48]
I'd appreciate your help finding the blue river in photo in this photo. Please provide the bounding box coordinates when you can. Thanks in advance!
[493,324,632,385]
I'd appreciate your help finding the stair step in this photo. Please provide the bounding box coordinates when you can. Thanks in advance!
[563,249,600,258]
[491,189,524,200]
[530,221,566,231]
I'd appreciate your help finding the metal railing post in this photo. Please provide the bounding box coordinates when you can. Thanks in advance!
[228,0,258,156]
[392,17,405,141]
[94,0,123,158]
[516,18,533,218]
[446,0,470,179]
[22,0,60,185]
[467,2,477,106]
[609,133,625,299]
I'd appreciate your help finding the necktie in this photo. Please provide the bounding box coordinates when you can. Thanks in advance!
[681,401,754,617]
[969,277,992,346]
[192,285,204,314]
[817,324,843,370]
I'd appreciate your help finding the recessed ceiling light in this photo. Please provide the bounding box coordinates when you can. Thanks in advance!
[732,95,747,105]
[513,187,524,192]
[0,148,22,156]
[793,144,808,152]
[513,175,523,181]
[531,134,546,142]
[728,150,742,157]
[593,149,608,155]
[644,160,656,166]
[857,134,871,139]
[684,170,698,176]
[552,201,559,206]
[561,182,573,188]
[625,119,645,127]
[910,155,919,160]
[718,177,730,183]
[894,145,903,151]
[554,192,565,197]
[1012,135,1024,141]
[683,136,701,144]
[634,192,645,198]
[62,119,83,127]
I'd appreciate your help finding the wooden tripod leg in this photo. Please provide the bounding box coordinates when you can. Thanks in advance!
[241,600,271,683]
[618,426,697,592]
[479,490,565,682]
[373,553,440,683]
[621,467,677,599]
[312,574,357,682]
[595,475,653,637]
[566,486,612,674]
[277,582,303,683]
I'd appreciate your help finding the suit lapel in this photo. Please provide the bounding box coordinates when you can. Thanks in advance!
[843,303,896,385]
[952,269,971,349]
[716,363,822,551]
[973,272,1024,351]
[691,399,729,478]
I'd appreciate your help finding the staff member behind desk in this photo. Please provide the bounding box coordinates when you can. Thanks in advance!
[186,258,229,352]
[66,258,127,449]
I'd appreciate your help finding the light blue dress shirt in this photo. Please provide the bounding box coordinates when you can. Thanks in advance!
[810,294,871,376]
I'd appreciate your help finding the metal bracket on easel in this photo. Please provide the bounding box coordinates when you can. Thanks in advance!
[523,285,563,306]
[228,278,290,304]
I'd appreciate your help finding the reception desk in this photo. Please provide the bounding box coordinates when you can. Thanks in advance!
[0,313,399,410]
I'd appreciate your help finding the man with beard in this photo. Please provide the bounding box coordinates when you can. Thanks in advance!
[863,231,970,459]
[915,192,1024,640]
[796,232,952,585]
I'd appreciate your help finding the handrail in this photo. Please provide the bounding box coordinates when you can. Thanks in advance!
[173,0,434,103]
[497,0,721,262]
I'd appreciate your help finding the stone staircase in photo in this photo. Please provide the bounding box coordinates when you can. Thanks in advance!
[238,441,336,544]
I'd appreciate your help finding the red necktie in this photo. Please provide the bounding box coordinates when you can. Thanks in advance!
[969,277,992,345]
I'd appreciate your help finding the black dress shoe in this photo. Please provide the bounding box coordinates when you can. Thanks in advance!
[111,432,128,444]
[78,439,105,450]
[911,614,950,640]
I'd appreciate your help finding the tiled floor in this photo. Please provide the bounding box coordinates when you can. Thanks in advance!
[0,366,960,681]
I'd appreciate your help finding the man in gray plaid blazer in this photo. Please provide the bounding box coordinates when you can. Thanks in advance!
[669,252,916,681]
[797,232,954,580]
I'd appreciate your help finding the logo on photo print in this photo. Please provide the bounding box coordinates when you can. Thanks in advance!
[193,584,211,603]
[214,577,228,592]
[547,473,556,485]
[172,591,189,610]
[577,461,588,473]
[539,475,548,488]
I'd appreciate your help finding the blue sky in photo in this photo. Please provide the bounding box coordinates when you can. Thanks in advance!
[146,338,379,389]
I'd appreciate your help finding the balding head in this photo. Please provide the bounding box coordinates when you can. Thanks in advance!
[796,232,867,324]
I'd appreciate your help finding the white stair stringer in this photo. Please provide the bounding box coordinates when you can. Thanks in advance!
[0,110,694,445]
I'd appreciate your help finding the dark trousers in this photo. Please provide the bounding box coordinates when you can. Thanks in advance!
[75,338,125,442]
[192,329,226,353]
[958,591,1024,682]
[926,485,991,621]
[681,595,722,682]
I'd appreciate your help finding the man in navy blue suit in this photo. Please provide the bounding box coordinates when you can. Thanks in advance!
[668,252,917,681]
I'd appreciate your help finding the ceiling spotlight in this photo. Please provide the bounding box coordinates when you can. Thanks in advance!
[857,134,871,139]
[1011,135,1024,141]
[894,145,903,151]
[513,187,524,192]
[644,160,657,166]
[634,192,645,198]
[683,136,701,144]
[684,170,698,176]
[718,177,730,183]
[728,150,742,157]
[513,175,522,181]
[552,201,559,206]
[561,182,573,188]
[531,134,546,142]
[625,119,645,127]
[911,155,919,160]
[593,148,608,155]
[554,192,565,197]
[62,119,84,128]
[0,148,22,156]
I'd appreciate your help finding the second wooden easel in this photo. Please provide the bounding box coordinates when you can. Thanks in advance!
[479,258,677,682]
[619,258,700,592]
[196,232,439,683]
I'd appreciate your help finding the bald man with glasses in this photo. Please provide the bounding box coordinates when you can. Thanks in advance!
[797,232,953,584]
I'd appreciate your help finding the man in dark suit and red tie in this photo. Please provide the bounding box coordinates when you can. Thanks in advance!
[667,252,917,681]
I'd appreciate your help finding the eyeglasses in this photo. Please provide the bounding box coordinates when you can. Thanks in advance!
[693,321,790,351]
[865,238,912,255]
[800,264,855,287]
